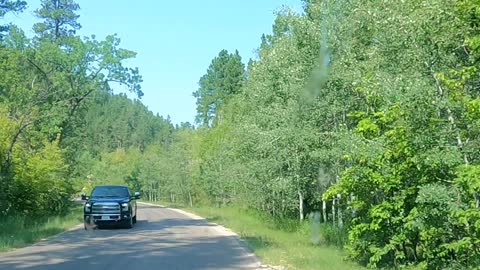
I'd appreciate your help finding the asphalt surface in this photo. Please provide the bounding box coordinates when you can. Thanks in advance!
[0,203,261,270]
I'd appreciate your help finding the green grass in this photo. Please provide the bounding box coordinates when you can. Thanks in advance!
[148,202,365,270]
[0,206,83,252]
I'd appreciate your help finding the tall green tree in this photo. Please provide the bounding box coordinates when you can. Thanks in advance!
[33,0,80,42]
[152,1,480,268]
[0,0,145,217]
[193,49,245,126]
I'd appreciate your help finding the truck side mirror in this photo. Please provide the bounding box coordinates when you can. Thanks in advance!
[134,192,140,199]
[81,193,88,201]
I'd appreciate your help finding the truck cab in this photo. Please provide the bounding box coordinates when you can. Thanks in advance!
[82,185,140,229]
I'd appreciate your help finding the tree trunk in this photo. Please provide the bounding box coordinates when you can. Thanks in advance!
[298,190,304,221]
[351,194,356,217]
[431,68,469,164]
[337,194,343,228]
[188,191,193,207]
[2,121,29,176]
[322,200,327,223]
[474,192,479,209]
[447,107,469,164]
[332,198,336,225]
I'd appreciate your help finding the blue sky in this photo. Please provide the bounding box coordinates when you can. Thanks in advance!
[6,0,303,125]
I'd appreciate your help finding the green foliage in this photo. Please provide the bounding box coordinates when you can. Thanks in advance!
[152,0,480,269]
[12,138,71,215]
[318,0,480,268]
[193,49,245,126]
[0,0,25,16]
[80,93,170,154]
[0,0,26,34]
[0,0,149,219]
[3,0,480,269]
[34,0,81,41]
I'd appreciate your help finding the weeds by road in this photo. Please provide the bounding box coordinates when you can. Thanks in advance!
[0,206,82,252]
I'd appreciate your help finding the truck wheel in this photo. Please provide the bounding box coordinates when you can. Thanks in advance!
[84,222,95,230]
[125,217,133,229]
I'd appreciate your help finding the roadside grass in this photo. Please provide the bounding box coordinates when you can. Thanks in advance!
[145,201,365,270]
[0,206,83,252]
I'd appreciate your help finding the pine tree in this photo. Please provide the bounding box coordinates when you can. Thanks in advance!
[33,0,81,42]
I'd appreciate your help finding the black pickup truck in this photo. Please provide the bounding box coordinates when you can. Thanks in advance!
[82,185,140,229]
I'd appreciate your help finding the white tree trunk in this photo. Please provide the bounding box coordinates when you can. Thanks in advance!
[351,194,356,217]
[475,192,479,209]
[322,200,327,223]
[298,191,304,221]
[432,69,469,164]
[188,191,193,207]
[332,198,336,225]
[337,194,343,228]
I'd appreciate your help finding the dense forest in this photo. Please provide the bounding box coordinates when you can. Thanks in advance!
[2,0,480,269]
[0,0,174,215]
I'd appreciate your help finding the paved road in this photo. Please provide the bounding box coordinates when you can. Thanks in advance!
[0,203,261,270]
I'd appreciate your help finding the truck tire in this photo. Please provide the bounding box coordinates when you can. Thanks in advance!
[125,217,133,229]
[84,222,96,230]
